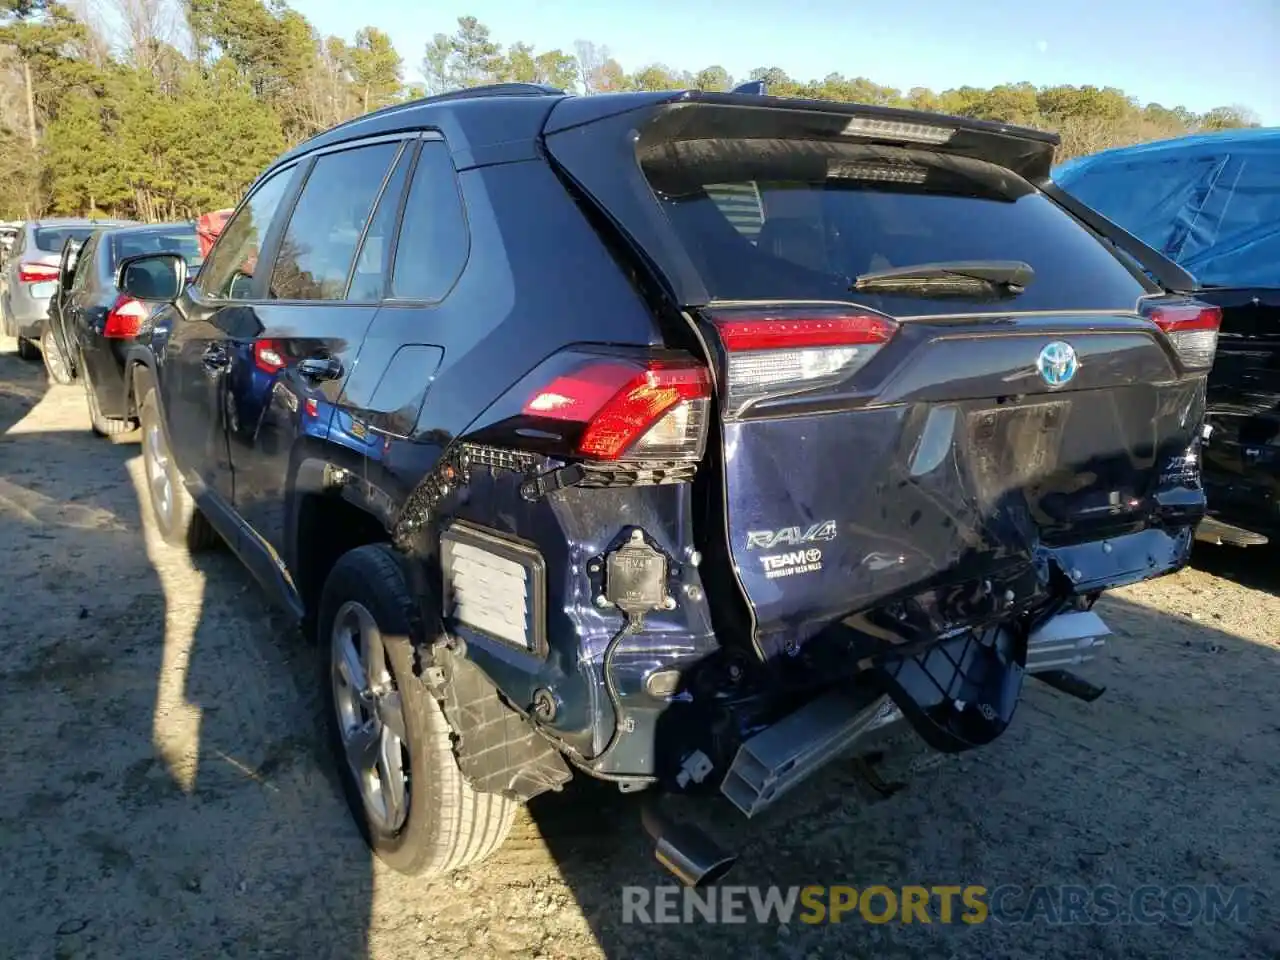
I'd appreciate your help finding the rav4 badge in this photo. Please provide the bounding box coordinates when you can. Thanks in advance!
[1037,341,1079,387]
[746,521,838,551]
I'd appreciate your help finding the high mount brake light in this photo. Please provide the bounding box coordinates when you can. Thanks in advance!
[1142,299,1222,370]
[523,359,712,461]
[709,309,899,415]
[103,296,149,338]
[19,262,58,283]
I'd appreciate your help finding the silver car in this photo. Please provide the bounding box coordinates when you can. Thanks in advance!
[1,217,132,360]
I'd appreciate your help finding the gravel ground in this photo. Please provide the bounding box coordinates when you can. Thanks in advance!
[1,336,1277,960]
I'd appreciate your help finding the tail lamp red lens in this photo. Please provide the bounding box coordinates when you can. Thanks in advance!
[522,359,711,461]
[1141,299,1222,370]
[103,296,149,338]
[19,262,59,283]
[708,308,899,415]
[254,339,286,374]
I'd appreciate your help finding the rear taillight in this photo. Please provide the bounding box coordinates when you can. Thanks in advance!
[18,262,58,283]
[522,358,711,461]
[254,339,286,374]
[1142,299,1221,370]
[708,308,898,415]
[103,296,149,338]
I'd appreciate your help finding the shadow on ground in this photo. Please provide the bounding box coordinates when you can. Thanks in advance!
[0,344,372,958]
[1192,540,1280,597]
[1,340,1276,960]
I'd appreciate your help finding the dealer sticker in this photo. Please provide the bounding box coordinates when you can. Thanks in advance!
[761,548,824,579]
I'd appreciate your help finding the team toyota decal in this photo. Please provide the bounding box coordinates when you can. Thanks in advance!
[746,521,837,580]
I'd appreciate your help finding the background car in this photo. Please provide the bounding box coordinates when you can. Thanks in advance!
[0,217,133,360]
[49,221,202,436]
[1053,129,1280,545]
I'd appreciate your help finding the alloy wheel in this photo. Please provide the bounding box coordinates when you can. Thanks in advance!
[144,419,173,527]
[330,600,410,833]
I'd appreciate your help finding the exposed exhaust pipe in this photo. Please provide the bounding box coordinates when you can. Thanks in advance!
[720,692,903,818]
[640,801,737,888]
[1024,610,1111,673]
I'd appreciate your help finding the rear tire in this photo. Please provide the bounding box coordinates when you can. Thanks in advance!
[82,355,136,438]
[138,386,219,551]
[41,327,75,385]
[319,543,516,877]
[16,336,38,361]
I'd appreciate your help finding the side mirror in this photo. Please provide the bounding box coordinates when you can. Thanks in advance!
[117,253,187,302]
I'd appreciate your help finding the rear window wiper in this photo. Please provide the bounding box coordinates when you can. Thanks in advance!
[852,260,1035,297]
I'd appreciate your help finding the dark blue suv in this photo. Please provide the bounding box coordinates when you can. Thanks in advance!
[115,83,1219,885]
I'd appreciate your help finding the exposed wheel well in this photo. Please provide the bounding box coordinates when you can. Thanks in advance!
[295,492,390,638]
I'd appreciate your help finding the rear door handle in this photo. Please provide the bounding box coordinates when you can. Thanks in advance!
[202,344,230,375]
[298,355,343,382]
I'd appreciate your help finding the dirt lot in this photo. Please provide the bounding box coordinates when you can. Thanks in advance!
[1,337,1277,960]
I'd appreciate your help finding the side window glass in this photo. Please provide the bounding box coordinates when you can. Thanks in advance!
[198,166,297,301]
[348,147,413,302]
[269,142,401,302]
[390,140,469,302]
[70,238,94,292]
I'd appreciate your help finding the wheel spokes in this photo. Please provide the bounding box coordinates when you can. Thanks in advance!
[335,630,368,695]
[376,690,407,744]
[344,718,380,772]
[377,724,407,827]
[361,619,385,690]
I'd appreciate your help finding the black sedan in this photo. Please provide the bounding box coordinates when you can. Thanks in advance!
[47,222,202,437]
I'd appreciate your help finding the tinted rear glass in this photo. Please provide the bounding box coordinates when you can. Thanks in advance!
[639,140,1153,316]
[111,227,202,271]
[34,226,96,252]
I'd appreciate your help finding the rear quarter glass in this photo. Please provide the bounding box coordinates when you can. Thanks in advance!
[34,227,97,254]
[638,139,1156,316]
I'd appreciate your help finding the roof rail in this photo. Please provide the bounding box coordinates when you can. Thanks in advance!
[289,82,567,153]
[414,82,566,105]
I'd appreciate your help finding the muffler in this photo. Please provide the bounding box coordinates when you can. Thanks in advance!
[640,801,737,888]
[719,692,903,818]
[1024,610,1111,673]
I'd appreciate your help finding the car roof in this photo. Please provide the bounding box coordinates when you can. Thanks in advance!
[255,82,1059,191]
[106,222,196,237]
[30,217,134,230]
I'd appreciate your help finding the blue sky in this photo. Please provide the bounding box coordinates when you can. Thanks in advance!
[291,0,1279,124]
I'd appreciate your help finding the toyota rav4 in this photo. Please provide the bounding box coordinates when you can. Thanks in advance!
[114,83,1217,885]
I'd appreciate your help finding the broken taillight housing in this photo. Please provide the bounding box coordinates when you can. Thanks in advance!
[707,307,899,415]
[522,358,711,461]
[1141,298,1222,370]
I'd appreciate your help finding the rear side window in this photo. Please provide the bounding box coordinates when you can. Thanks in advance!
[348,146,414,302]
[389,141,469,302]
[112,229,202,271]
[269,141,401,301]
[640,140,1153,316]
[35,226,95,253]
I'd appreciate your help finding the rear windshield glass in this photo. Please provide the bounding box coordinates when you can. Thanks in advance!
[111,227,202,271]
[639,140,1154,316]
[34,226,96,252]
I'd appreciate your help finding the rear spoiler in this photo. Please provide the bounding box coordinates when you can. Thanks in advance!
[1036,179,1199,294]
[546,90,1061,181]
